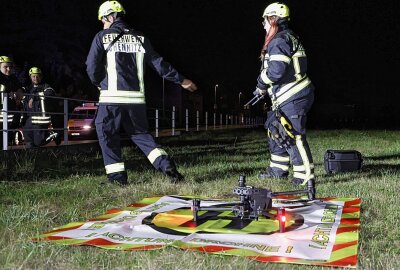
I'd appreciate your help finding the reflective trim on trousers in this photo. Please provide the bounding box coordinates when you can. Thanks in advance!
[271,154,290,162]
[147,148,168,164]
[270,162,290,171]
[105,162,125,174]
[293,172,315,180]
[295,135,313,185]
[293,164,315,172]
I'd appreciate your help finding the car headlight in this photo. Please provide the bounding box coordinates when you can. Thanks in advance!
[83,125,92,130]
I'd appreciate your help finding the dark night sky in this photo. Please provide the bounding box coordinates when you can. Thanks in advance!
[2,0,400,127]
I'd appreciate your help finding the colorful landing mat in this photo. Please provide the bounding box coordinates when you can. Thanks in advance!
[34,196,361,268]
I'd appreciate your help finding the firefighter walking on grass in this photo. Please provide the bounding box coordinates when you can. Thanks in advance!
[86,1,197,185]
[255,2,315,186]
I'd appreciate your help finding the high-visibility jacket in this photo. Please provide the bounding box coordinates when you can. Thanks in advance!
[23,83,54,125]
[257,21,314,109]
[86,20,185,105]
[0,73,23,123]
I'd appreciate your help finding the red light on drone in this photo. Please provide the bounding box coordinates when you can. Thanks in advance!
[280,215,286,222]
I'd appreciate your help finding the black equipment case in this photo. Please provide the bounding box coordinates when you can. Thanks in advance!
[324,150,363,174]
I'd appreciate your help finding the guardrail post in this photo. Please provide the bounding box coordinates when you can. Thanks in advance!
[2,93,8,150]
[205,111,208,131]
[220,113,222,126]
[185,109,189,132]
[213,112,216,129]
[171,106,175,136]
[196,110,199,131]
[63,99,68,145]
[155,109,159,138]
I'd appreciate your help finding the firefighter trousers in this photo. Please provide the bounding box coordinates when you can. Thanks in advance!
[267,93,314,183]
[95,104,175,180]
[23,119,49,148]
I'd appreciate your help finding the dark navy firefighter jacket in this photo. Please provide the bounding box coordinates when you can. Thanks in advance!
[86,20,185,105]
[257,21,314,109]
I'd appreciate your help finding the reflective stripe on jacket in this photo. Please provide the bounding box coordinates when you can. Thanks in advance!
[257,22,314,108]
[86,20,185,105]
[23,83,54,125]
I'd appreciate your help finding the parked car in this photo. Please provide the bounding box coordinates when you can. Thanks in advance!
[68,103,98,139]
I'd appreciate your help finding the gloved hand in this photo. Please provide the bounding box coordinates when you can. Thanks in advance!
[253,87,267,96]
[181,79,198,92]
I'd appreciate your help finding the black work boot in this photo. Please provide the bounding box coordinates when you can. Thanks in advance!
[107,172,128,186]
[291,177,304,185]
[164,167,184,183]
[54,132,62,146]
[259,167,288,180]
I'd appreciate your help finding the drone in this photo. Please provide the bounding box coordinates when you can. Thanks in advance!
[191,176,316,233]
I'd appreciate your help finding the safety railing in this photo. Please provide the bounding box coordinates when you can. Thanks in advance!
[1,93,266,150]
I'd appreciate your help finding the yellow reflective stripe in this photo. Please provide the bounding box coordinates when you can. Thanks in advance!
[136,53,145,93]
[293,50,306,57]
[292,57,301,80]
[270,162,289,171]
[147,148,168,164]
[295,135,313,185]
[99,90,146,104]
[260,69,273,84]
[269,54,291,64]
[32,115,51,124]
[271,154,290,162]
[107,51,118,91]
[293,172,315,180]
[31,121,51,124]
[0,109,13,122]
[38,91,47,113]
[100,90,145,98]
[276,77,311,105]
[99,96,145,104]
[293,164,314,172]
[105,162,125,174]
[32,116,51,119]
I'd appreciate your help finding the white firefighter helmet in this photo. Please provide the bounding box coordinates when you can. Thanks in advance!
[262,2,290,18]
[98,1,126,20]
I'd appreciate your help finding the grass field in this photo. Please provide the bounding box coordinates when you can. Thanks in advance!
[0,128,399,269]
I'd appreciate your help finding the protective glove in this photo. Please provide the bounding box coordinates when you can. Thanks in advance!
[181,79,198,92]
[253,87,267,96]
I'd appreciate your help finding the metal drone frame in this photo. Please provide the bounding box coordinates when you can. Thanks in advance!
[191,176,316,233]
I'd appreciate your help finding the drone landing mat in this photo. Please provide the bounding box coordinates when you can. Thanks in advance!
[34,196,360,268]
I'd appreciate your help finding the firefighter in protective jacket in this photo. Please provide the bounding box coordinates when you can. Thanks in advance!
[22,67,60,148]
[0,56,24,148]
[255,2,315,186]
[86,1,197,185]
